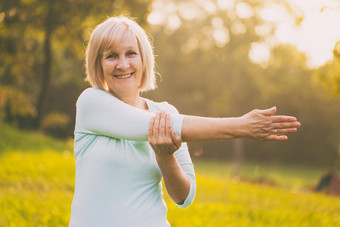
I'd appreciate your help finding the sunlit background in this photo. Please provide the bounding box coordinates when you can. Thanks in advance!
[1,0,340,226]
[147,0,340,67]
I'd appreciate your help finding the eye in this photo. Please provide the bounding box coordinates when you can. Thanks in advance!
[127,51,137,56]
[105,53,118,59]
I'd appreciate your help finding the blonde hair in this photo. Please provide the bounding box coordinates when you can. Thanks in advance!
[85,16,156,92]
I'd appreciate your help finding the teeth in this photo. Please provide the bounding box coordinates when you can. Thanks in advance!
[114,73,133,79]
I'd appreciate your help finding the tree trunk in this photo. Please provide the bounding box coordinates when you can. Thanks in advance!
[231,139,244,176]
[35,2,54,128]
[229,57,244,177]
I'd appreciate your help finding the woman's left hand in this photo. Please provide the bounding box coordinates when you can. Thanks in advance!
[241,106,300,141]
[148,111,181,159]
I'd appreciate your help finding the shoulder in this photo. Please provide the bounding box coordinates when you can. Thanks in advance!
[163,102,180,114]
[146,99,180,114]
[77,88,119,107]
[78,87,106,101]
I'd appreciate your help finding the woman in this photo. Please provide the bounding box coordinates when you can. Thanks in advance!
[69,16,300,227]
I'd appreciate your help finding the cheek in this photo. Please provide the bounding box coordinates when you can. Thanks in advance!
[102,61,115,72]
[102,63,113,81]
[131,57,142,68]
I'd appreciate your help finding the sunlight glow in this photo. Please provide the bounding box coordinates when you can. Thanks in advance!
[275,0,340,67]
[231,21,246,35]
[0,12,5,23]
[259,3,291,22]
[166,15,181,32]
[249,42,271,67]
[213,28,230,48]
[179,3,203,20]
[255,24,271,37]
[147,11,165,25]
[211,17,229,48]
[217,0,234,10]
[211,17,224,28]
[235,2,254,19]
[200,0,217,14]
[148,0,340,68]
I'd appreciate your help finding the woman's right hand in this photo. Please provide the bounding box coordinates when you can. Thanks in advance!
[241,107,300,141]
[148,111,182,160]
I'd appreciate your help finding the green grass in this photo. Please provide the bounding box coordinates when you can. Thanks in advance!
[166,169,340,226]
[193,160,339,189]
[0,121,339,226]
[0,121,71,153]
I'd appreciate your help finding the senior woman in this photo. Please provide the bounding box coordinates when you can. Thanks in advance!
[69,16,300,227]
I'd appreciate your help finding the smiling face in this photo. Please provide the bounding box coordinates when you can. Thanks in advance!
[101,32,143,100]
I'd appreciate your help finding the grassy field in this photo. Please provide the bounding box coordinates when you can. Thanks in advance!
[0,122,339,226]
[166,162,340,227]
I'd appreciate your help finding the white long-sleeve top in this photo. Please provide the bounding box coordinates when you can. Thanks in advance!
[69,88,196,227]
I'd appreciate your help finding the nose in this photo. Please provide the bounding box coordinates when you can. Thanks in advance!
[116,57,130,70]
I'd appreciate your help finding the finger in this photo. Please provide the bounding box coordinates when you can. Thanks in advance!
[258,106,276,116]
[264,134,288,141]
[148,116,155,140]
[159,111,167,137]
[272,115,297,123]
[273,127,298,135]
[153,112,161,141]
[165,113,172,138]
[171,130,182,150]
[272,121,301,129]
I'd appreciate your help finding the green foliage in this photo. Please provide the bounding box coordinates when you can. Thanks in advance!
[245,44,340,167]
[0,0,152,127]
[40,112,70,138]
[148,0,267,116]
[316,41,340,96]
[1,0,340,166]
[0,85,36,117]
[145,1,340,166]
[0,121,71,153]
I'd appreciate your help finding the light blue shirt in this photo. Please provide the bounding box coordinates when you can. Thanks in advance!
[69,88,196,227]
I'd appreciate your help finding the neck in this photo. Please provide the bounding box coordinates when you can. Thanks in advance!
[109,90,147,110]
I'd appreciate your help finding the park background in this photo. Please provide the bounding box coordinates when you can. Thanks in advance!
[0,0,340,226]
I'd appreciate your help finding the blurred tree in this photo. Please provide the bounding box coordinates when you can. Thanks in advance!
[0,85,36,118]
[246,44,340,167]
[145,0,340,167]
[146,0,285,174]
[0,0,151,133]
[316,41,340,97]
[314,41,340,170]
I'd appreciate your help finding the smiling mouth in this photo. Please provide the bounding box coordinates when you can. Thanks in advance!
[114,72,133,79]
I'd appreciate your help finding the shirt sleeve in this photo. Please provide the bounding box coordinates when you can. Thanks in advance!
[163,102,196,208]
[74,88,184,141]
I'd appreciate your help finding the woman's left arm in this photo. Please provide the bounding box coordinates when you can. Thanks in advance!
[149,111,193,205]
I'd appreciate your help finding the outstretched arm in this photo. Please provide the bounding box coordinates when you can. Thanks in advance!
[77,88,300,142]
[182,107,300,142]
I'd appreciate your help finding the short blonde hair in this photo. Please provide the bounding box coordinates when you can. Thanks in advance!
[85,16,156,92]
